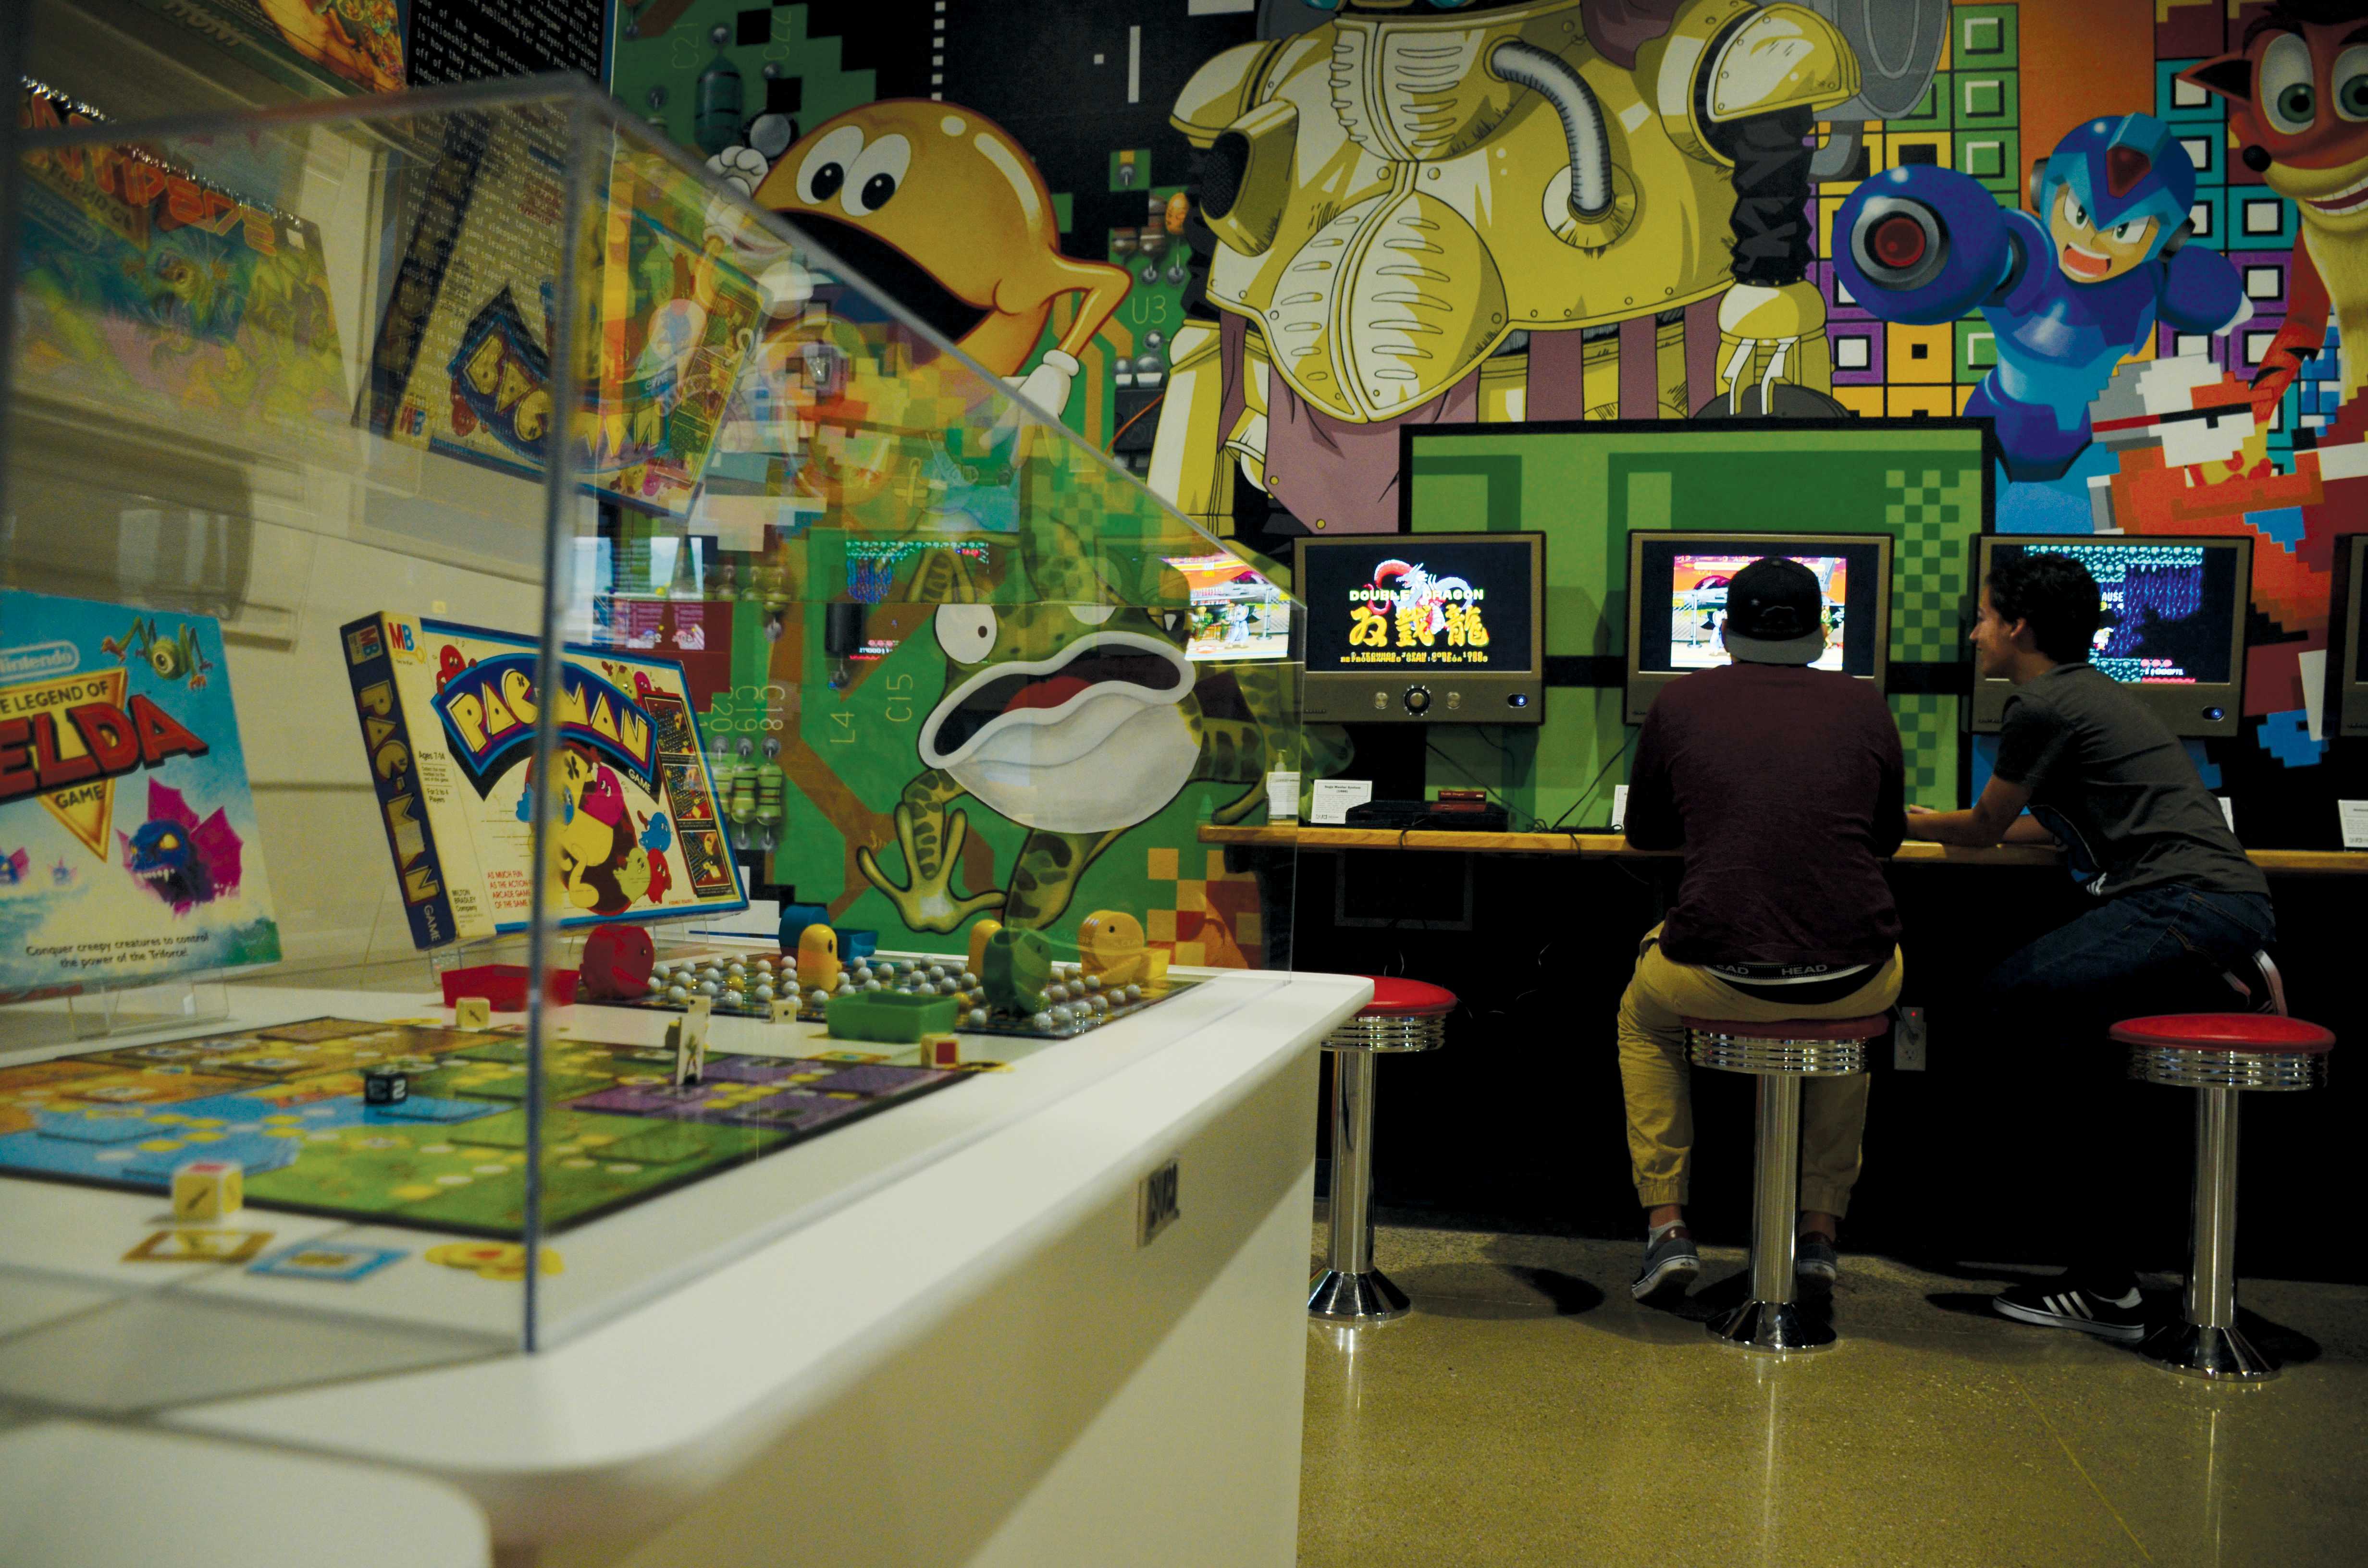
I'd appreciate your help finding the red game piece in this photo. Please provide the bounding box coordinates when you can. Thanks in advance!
[578,925,656,1001]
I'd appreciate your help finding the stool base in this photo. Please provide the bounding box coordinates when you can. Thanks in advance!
[2143,1320,2277,1383]
[1308,1268,1410,1323]
[1708,1298,1835,1353]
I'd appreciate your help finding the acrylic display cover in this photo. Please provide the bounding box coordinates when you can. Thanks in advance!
[0,588,282,993]
[14,86,349,454]
[361,135,760,520]
[341,612,746,947]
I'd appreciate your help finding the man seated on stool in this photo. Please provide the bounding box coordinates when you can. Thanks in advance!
[1903,551,2274,1341]
[1618,558,1907,1302]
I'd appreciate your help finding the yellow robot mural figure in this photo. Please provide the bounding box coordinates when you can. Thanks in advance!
[1150,0,1868,536]
[740,101,1136,416]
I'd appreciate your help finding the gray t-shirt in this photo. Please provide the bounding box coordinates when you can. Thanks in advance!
[1991,663,2269,901]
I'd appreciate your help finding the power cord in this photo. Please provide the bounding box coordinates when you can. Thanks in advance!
[1548,734,1634,832]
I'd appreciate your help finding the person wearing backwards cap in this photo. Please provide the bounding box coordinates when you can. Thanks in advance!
[1616,557,1907,1302]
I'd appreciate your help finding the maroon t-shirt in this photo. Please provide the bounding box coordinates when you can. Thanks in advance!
[1624,662,1905,970]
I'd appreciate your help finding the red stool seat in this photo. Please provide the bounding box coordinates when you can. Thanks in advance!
[2110,1014,2335,1053]
[1681,1015,1888,1041]
[1357,976,1459,1017]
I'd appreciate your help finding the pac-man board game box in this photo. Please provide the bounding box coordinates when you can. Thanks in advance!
[340,612,744,948]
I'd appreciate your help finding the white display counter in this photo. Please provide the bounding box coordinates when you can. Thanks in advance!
[0,968,1369,1566]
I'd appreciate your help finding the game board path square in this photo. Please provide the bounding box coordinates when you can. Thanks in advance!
[363,1096,501,1125]
[123,1129,300,1181]
[700,1055,832,1085]
[802,1064,956,1096]
[733,1089,869,1130]
[255,1018,383,1043]
[30,1108,161,1143]
[569,1084,732,1118]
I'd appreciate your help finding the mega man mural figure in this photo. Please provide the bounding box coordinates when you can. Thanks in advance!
[1836,113,2248,482]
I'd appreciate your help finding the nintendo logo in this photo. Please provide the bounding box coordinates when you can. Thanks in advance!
[0,641,81,680]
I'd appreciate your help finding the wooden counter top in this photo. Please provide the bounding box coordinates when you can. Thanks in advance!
[1197,824,2367,874]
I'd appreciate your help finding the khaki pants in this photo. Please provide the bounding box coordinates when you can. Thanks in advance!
[1616,924,1902,1218]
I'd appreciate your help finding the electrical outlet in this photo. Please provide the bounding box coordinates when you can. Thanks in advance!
[1894,1006,1927,1071]
[1137,1158,1180,1247]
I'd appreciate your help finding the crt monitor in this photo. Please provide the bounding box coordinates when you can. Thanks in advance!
[1970,535,2253,738]
[2331,532,2368,738]
[1624,532,1893,723]
[1296,532,1544,723]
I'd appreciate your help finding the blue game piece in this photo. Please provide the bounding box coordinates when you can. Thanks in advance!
[777,902,830,951]
[836,928,878,960]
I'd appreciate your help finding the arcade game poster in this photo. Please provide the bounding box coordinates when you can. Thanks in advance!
[0,590,283,993]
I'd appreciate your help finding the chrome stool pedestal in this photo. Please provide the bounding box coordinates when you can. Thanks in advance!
[2118,1005,2335,1383]
[1684,1016,1886,1353]
[1310,979,1455,1324]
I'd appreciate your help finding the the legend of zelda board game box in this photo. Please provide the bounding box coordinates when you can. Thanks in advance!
[0,588,281,993]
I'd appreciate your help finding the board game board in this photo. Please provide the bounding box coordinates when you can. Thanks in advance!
[625,948,1195,1041]
[0,1017,965,1236]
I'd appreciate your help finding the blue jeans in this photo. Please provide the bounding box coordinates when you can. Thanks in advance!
[1982,883,2276,1286]
[1984,883,2278,1047]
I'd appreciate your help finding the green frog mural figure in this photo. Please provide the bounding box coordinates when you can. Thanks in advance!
[857,597,1310,934]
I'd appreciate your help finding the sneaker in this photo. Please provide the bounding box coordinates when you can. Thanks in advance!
[1631,1227,1701,1301]
[1992,1281,2149,1343]
[1795,1231,1840,1282]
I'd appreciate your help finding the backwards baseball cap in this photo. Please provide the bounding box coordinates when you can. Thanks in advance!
[1722,558,1828,664]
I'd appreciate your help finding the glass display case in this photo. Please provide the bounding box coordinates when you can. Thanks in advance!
[0,79,1307,1407]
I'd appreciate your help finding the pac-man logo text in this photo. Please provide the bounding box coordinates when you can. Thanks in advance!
[431,655,657,799]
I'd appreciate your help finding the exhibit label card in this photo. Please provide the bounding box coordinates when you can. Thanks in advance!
[2340,800,2368,851]
[0,589,281,993]
[1309,779,1372,826]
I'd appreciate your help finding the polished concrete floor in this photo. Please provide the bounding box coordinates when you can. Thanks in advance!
[1299,1219,2368,1567]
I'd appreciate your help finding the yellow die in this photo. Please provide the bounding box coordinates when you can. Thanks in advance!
[454,996,493,1030]
[172,1159,243,1223]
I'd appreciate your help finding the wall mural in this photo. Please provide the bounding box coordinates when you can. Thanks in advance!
[614,0,2368,937]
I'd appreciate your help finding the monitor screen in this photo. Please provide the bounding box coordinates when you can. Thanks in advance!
[2336,534,2368,738]
[1630,538,1885,678]
[1301,536,1538,676]
[1164,552,1292,662]
[2350,536,2368,685]
[1988,540,2242,686]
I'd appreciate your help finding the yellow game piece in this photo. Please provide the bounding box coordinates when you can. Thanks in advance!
[917,1031,962,1069]
[1143,948,1169,984]
[966,919,1003,979]
[454,996,493,1030]
[796,924,840,992]
[1081,909,1150,986]
[171,1159,243,1222]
